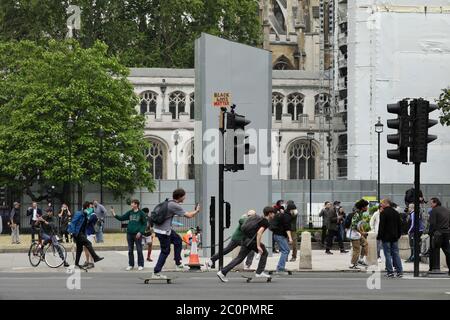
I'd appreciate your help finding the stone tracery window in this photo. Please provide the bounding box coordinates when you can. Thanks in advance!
[288,140,316,180]
[314,93,331,115]
[189,93,195,120]
[287,93,304,120]
[139,91,158,115]
[169,91,186,119]
[146,139,166,179]
[272,92,284,121]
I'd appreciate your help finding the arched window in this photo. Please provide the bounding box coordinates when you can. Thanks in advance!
[287,93,304,120]
[288,140,317,179]
[186,139,195,179]
[273,56,293,70]
[189,93,195,120]
[169,91,186,119]
[272,92,284,120]
[314,93,331,115]
[139,91,158,115]
[146,139,166,179]
[273,0,286,32]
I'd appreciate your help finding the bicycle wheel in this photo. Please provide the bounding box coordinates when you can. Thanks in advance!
[44,243,67,268]
[28,242,42,267]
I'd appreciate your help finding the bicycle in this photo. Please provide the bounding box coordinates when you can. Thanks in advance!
[28,234,67,268]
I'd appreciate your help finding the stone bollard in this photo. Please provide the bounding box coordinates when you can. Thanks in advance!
[366,232,378,266]
[231,246,244,271]
[299,232,312,269]
[398,235,410,260]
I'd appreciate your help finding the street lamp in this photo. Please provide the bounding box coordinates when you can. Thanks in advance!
[374,117,384,203]
[160,79,167,113]
[67,115,74,212]
[326,114,332,179]
[307,129,315,229]
[276,131,282,180]
[173,130,181,180]
[98,126,104,203]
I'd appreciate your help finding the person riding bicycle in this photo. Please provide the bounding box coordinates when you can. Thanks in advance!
[37,208,70,267]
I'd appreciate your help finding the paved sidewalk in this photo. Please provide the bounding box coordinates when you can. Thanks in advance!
[0,248,444,274]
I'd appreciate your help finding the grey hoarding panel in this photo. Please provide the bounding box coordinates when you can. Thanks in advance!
[195,34,272,254]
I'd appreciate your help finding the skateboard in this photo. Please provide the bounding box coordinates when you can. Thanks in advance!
[240,274,272,283]
[268,270,292,275]
[140,276,177,284]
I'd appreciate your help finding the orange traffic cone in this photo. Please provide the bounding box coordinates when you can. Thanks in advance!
[187,233,202,271]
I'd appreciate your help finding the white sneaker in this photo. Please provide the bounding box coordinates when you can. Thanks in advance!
[152,272,167,279]
[377,258,382,263]
[205,260,213,270]
[217,271,228,282]
[138,266,144,271]
[255,271,271,278]
[126,266,133,271]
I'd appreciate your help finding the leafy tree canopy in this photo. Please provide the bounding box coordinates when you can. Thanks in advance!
[437,88,450,126]
[0,0,262,68]
[0,40,154,201]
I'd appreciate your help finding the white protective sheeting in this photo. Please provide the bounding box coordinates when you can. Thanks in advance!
[348,0,450,183]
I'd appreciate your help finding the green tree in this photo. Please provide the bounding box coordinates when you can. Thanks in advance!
[0,0,262,68]
[437,88,450,126]
[0,40,154,203]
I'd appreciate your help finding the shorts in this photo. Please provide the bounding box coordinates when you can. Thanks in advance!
[87,234,96,243]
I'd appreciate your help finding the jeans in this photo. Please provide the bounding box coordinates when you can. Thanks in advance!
[96,221,104,243]
[273,234,290,271]
[154,231,183,273]
[382,241,403,274]
[376,240,382,259]
[41,233,65,260]
[74,233,100,266]
[407,232,422,261]
[221,241,268,276]
[210,239,254,266]
[127,233,144,267]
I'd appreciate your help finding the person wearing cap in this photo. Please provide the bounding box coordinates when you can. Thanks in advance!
[9,202,21,244]
[286,201,299,261]
[206,209,256,270]
[325,201,347,254]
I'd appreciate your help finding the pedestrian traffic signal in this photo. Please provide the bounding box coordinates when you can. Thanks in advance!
[225,202,231,229]
[225,105,254,172]
[386,100,410,163]
[409,99,438,163]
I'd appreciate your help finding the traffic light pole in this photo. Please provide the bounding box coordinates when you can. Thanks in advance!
[218,108,226,270]
[413,163,420,277]
[209,196,216,269]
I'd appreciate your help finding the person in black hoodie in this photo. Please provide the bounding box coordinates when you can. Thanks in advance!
[377,198,403,278]
[429,197,450,274]
[270,203,293,272]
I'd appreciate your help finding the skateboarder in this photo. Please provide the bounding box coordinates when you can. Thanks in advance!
[217,206,276,282]
[205,210,256,270]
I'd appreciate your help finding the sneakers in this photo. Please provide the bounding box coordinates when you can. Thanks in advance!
[358,260,369,267]
[126,266,133,271]
[176,263,185,270]
[289,257,296,262]
[340,250,349,253]
[152,272,167,279]
[217,271,228,282]
[377,258,382,263]
[205,260,214,270]
[396,273,403,278]
[86,263,95,269]
[81,262,90,268]
[255,272,271,278]
[325,250,333,255]
[385,273,395,278]
[63,261,70,267]
[146,257,153,262]
[349,264,360,270]
[93,256,104,263]
[138,266,144,271]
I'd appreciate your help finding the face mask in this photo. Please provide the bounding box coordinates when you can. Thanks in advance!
[292,209,298,215]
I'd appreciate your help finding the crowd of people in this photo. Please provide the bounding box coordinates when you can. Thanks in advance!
[1,186,449,280]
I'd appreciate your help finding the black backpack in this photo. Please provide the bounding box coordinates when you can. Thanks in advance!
[344,212,355,229]
[150,199,172,226]
[241,215,264,237]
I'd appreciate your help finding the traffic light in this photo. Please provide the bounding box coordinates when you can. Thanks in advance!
[225,105,254,172]
[225,202,231,229]
[409,98,438,163]
[386,100,410,163]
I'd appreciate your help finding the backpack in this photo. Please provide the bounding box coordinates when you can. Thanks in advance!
[150,199,172,226]
[67,211,84,236]
[240,215,264,237]
[344,212,354,229]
